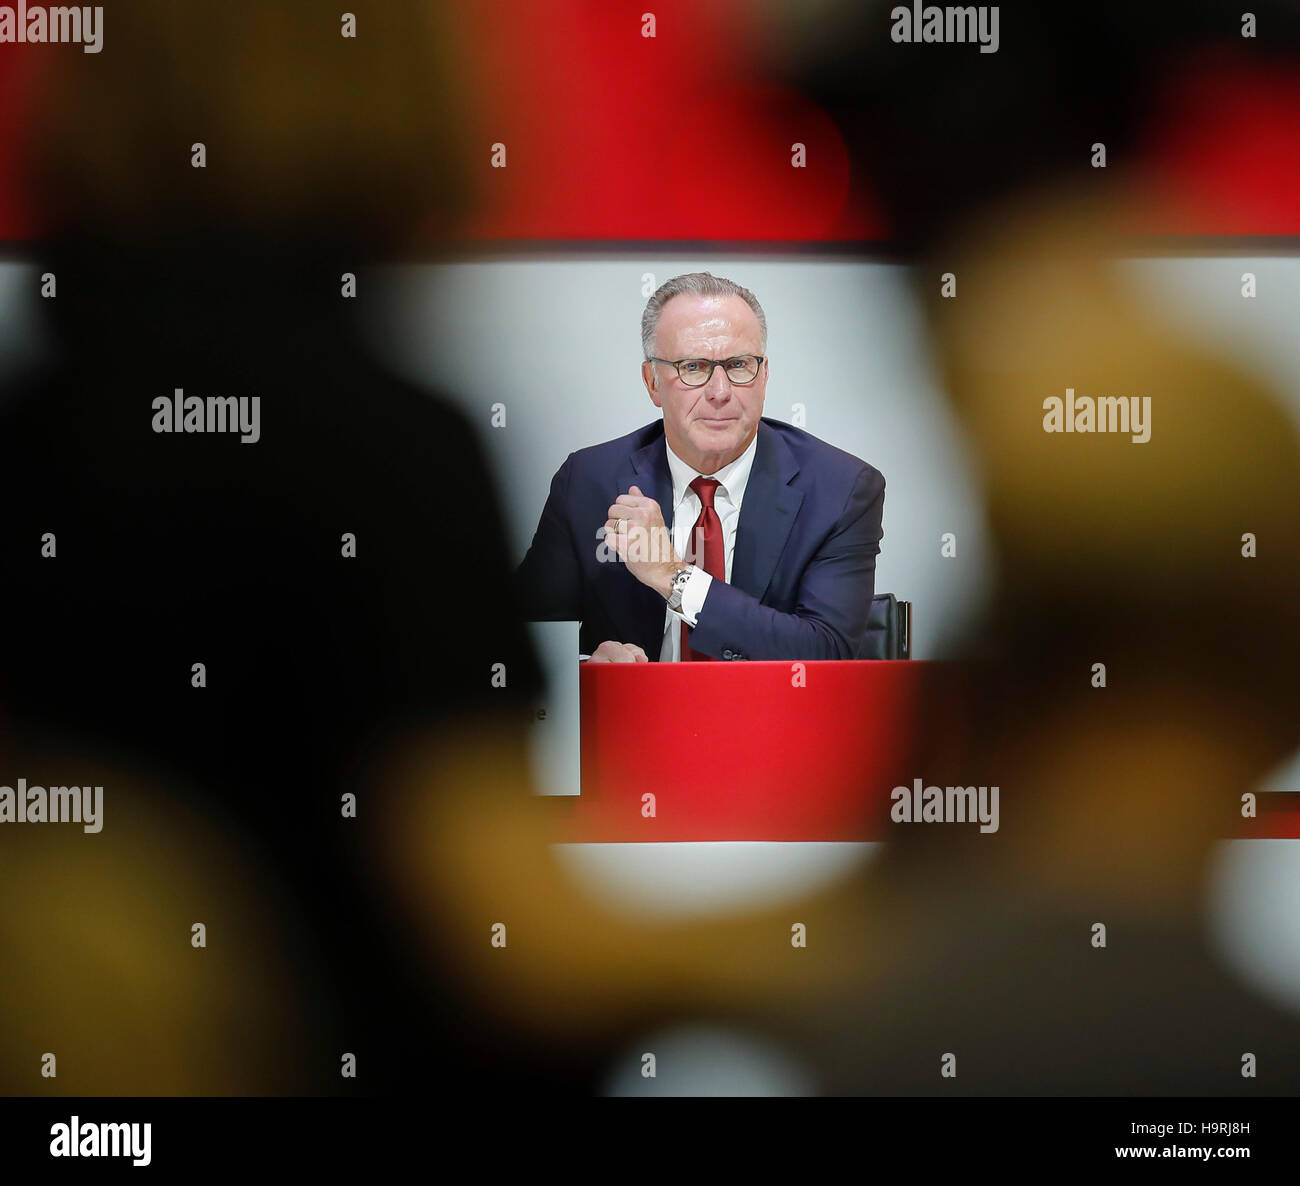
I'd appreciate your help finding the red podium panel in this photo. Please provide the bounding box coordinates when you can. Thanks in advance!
[553,660,929,843]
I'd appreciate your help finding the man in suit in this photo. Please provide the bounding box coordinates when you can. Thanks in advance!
[518,272,885,662]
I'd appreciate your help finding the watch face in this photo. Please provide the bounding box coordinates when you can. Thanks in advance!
[669,570,689,608]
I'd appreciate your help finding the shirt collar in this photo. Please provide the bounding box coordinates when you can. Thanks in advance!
[665,424,760,511]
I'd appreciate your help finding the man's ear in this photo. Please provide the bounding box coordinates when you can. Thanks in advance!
[642,360,663,408]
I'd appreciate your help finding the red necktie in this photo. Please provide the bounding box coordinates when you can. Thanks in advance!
[682,477,723,661]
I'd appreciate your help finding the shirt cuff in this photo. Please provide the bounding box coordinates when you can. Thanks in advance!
[673,567,712,627]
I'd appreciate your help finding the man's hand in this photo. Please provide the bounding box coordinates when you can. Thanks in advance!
[603,484,683,598]
[588,640,649,663]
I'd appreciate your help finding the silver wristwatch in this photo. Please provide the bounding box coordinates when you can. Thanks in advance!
[666,565,693,612]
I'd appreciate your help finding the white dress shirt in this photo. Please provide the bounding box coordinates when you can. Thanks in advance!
[658,431,759,662]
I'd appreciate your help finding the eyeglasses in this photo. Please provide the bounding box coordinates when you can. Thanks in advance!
[648,355,765,387]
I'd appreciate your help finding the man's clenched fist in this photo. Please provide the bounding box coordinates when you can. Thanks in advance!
[603,484,684,597]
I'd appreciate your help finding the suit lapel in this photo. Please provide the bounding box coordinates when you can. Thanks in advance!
[731,421,803,603]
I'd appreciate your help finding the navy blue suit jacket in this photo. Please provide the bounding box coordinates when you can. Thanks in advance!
[517,417,885,660]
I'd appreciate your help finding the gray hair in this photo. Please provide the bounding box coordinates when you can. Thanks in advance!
[640,271,767,359]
